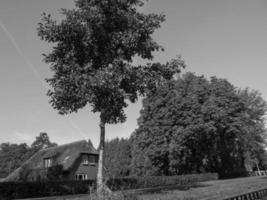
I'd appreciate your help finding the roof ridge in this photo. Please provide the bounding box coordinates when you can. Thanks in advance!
[40,139,87,152]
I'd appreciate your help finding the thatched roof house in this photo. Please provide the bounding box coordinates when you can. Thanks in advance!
[3,140,98,182]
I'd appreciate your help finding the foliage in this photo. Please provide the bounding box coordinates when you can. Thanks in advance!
[18,164,33,182]
[46,165,65,181]
[37,0,185,124]
[31,132,57,152]
[106,173,218,191]
[104,137,132,178]
[238,89,267,171]
[0,143,30,178]
[0,180,94,200]
[131,72,267,178]
[0,133,57,179]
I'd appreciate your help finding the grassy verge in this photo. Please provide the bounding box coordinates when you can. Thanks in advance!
[138,176,267,200]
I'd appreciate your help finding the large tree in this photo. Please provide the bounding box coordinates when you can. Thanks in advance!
[131,73,212,176]
[37,0,185,195]
[131,72,267,178]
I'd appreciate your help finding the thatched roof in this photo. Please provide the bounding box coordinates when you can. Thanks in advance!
[2,140,98,182]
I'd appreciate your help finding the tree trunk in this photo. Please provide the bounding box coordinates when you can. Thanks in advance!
[97,118,105,198]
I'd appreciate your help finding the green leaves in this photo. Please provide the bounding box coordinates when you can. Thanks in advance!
[131,72,267,177]
[37,0,183,124]
[104,138,132,177]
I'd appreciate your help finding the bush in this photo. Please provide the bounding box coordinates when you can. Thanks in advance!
[0,180,95,200]
[219,170,249,179]
[106,173,218,191]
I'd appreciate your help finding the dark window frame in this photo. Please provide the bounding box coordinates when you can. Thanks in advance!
[88,155,96,165]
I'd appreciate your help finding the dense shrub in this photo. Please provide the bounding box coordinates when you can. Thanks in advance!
[219,170,249,179]
[0,180,95,200]
[106,173,218,191]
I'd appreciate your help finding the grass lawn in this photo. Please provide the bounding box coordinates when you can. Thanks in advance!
[138,176,267,200]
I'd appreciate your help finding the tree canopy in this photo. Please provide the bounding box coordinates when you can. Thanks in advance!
[37,0,185,123]
[0,143,29,178]
[131,72,267,178]
[31,132,57,152]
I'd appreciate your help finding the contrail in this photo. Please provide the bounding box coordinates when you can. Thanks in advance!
[0,20,48,89]
[0,20,87,141]
[67,117,87,139]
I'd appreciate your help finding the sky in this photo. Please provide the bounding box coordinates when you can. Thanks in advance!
[0,0,267,147]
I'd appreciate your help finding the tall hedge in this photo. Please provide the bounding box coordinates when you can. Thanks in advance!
[0,180,95,200]
[107,173,218,190]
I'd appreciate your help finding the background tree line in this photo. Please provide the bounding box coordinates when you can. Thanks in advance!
[0,132,57,178]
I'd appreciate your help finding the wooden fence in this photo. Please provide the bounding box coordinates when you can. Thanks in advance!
[224,188,267,200]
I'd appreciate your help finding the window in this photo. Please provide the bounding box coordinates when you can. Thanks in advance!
[75,174,88,180]
[89,155,96,165]
[82,155,89,165]
[82,155,96,165]
[44,158,52,168]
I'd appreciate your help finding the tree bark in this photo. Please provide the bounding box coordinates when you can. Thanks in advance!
[97,118,105,198]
